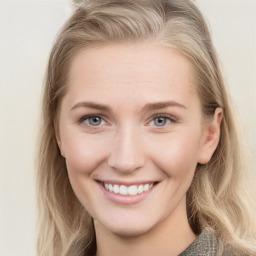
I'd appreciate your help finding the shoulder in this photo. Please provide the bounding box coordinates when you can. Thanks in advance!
[178,229,253,256]
[179,229,219,256]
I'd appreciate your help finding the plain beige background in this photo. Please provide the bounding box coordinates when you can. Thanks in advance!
[0,0,255,255]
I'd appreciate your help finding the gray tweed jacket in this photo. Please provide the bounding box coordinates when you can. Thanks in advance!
[178,229,219,256]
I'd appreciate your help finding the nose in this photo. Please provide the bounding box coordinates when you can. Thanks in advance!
[107,126,145,173]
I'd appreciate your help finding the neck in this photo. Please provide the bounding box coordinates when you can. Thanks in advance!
[95,198,197,256]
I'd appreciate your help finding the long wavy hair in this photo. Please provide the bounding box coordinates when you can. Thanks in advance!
[36,0,256,255]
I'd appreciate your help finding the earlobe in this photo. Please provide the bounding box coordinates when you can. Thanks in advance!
[198,108,223,164]
[54,120,65,158]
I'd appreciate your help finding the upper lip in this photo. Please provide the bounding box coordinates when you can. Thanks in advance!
[96,180,159,186]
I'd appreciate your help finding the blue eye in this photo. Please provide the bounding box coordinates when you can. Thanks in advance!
[153,117,169,127]
[82,116,105,126]
[149,115,174,127]
[88,116,102,126]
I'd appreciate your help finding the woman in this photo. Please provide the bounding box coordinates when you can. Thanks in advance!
[36,0,256,255]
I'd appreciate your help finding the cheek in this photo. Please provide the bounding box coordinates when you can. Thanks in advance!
[149,129,201,177]
[62,131,108,175]
[61,133,107,213]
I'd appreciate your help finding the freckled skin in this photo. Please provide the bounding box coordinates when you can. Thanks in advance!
[56,43,222,255]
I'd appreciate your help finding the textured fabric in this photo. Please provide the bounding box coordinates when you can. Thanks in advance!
[178,229,219,256]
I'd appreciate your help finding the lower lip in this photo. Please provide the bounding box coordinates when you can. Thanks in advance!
[97,182,158,205]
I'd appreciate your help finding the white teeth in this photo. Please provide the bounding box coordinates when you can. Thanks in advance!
[128,185,138,196]
[119,185,128,195]
[113,184,119,194]
[143,184,149,192]
[103,182,155,196]
[138,184,144,194]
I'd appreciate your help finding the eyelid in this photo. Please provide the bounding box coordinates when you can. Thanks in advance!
[77,113,178,128]
[78,114,108,127]
[148,113,178,126]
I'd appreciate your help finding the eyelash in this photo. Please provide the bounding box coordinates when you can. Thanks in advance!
[78,115,106,127]
[78,114,177,128]
[149,114,177,127]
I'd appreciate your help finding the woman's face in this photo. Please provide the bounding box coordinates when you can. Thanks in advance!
[56,43,220,237]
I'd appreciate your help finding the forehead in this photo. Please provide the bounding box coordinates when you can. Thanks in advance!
[66,42,198,107]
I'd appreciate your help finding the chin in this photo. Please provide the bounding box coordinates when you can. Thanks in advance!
[112,226,153,238]
[98,217,157,238]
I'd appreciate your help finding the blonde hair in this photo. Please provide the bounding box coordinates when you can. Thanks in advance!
[36,0,256,255]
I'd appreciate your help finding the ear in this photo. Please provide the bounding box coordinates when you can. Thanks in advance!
[54,119,66,158]
[198,108,223,164]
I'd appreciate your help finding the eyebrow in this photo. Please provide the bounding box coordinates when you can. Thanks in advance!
[70,100,187,113]
[71,101,111,112]
[141,101,187,113]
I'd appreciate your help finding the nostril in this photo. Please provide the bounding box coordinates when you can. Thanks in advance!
[108,157,145,173]
[107,135,145,172]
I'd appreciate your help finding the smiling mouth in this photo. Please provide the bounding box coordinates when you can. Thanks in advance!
[100,182,158,196]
